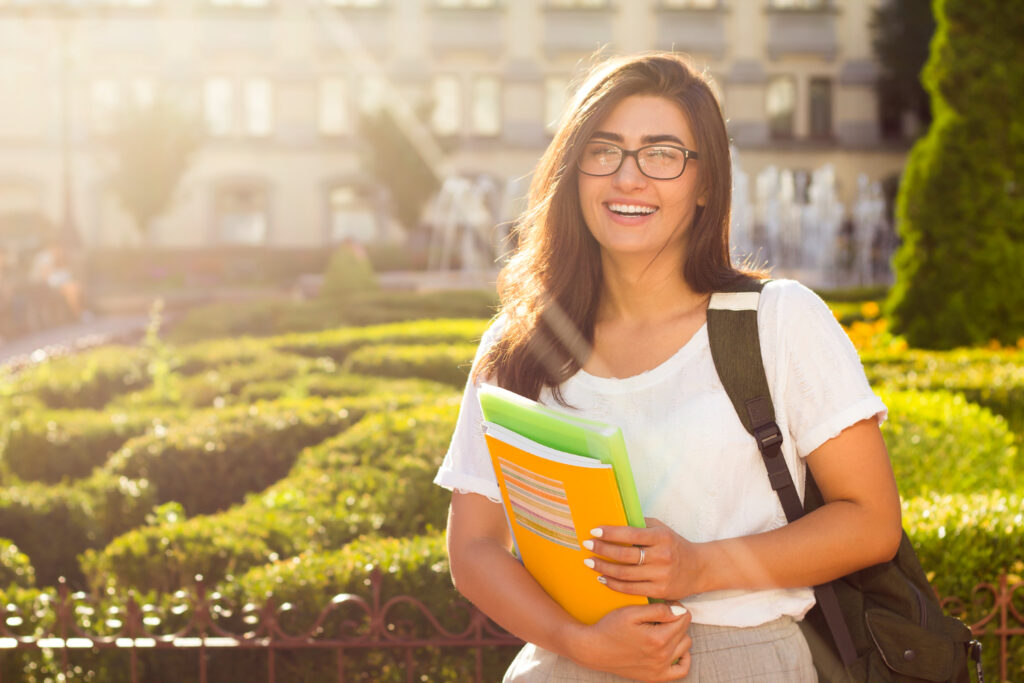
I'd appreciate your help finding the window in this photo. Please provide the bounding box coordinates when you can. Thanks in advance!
[208,0,270,7]
[544,76,569,134]
[431,75,462,136]
[436,0,498,7]
[216,187,268,244]
[661,0,718,7]
[329,186,377,244]
[546,0,608,7]
[809,77,832,140]
[204,78,234,136]
[204,78,273,137]
[319,78,349,136]
[91,80,121,135]
[471,76,501,136]
[356,74,388,114]
[323,0,383,6]
[243,78,273,137]
[769,0,827,8]
[766,75,796,140]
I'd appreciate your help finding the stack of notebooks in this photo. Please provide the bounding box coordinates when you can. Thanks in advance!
[478,383,648,624]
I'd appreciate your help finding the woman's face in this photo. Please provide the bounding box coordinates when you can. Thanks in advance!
[577,94,702,265]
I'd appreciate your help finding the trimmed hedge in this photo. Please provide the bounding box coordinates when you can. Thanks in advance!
[865,348,1024,434]
[237,374,450,404]
[342,343,477,387]
[6,346,150,410]
[81,399,459,594]
[2,408,176,483]
[879,390,1020,497]
[268,318,487,363]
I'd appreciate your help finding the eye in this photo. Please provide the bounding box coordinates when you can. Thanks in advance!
[587,143,619,157]
[643,146,679,161]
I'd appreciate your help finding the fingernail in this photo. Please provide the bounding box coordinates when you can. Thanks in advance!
[597,576,607,584]
[583,558,595,569]
[582,540,594,551]
[670,605,688,616]
[590,528,603,537]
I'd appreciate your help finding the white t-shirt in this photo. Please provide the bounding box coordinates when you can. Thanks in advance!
[434,279,886,627]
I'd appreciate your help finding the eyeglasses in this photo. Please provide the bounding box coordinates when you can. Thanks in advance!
[577,141,700,180]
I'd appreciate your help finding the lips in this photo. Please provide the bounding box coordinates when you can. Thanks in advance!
[606,202,658,216]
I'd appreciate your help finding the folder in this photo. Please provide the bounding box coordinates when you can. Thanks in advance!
[479,383,648,624]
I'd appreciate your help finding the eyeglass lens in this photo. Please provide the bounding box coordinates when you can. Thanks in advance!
[579,142,693,180]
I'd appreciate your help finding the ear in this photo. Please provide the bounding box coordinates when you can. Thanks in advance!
[697,196,707,207]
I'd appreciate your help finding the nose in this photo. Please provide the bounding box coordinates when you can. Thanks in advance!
[612,151,647,189]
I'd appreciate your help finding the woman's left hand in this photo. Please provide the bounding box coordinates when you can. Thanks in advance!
[583,518,702,600]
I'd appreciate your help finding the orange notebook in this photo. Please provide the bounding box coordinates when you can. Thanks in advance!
[483,422,648,625]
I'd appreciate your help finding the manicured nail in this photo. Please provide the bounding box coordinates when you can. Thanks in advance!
[582,540,594,551]
[597,576,607,584]
[583,558,595,569]
[590,528,603,537]
[670,605,688,616]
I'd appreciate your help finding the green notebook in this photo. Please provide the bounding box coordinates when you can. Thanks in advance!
[478,383,645,528]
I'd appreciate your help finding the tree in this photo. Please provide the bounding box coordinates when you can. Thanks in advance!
[870,0,935,138]
[357,106,442,232]
[106,97,203,243]
[885,0,1024,348]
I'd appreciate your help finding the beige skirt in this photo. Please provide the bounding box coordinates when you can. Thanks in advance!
[503,616,817,682]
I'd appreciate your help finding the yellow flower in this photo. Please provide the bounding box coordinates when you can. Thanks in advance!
[860,301,881,320]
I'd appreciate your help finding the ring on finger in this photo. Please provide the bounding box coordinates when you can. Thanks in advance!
[636,547,645,567]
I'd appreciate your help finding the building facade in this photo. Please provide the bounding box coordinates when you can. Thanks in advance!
[0,0,911,250]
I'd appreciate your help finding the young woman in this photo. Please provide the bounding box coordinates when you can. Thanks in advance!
[434,53,902,682]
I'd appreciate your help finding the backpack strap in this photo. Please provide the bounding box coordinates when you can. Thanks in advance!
[706,279,859,667]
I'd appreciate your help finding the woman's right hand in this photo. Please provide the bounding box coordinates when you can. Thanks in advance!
[567,601,692,682]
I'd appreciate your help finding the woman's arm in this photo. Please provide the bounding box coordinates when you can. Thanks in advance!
[447,490,693,681]
[584,418,903,598]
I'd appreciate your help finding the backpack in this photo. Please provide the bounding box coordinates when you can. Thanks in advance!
[705,279,983,683]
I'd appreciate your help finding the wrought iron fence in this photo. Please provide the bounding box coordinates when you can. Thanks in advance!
[1,570,1020,682]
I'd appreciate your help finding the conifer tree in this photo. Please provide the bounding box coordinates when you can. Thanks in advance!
[886,0,1024,347]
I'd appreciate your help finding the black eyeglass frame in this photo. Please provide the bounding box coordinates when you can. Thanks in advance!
[576,141,701,180]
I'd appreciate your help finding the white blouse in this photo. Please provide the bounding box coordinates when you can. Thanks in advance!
[434,279,886,627]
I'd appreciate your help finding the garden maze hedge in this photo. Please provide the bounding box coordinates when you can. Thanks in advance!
[0,314,1021,680]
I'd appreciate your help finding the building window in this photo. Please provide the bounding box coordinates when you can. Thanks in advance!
[329,186,377,244]
[436,0,498,7]
[357,75,388,114]
[216,187,268,244]
[544,76,569,134]
[471,76,501,136]
[208,0,270,7]
[768,0,827,8]
[204,78,234,136]
[91,79,157,135]
[766,75,796,140]
[809,77,832,140]
[319,78,349,136]
[243,78,273,137]
[546,0,609,8]
[323,0,383,6]
[660,0,718,7]
[431,75,462,137]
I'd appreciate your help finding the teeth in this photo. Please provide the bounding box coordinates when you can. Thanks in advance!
[608,203,657,215]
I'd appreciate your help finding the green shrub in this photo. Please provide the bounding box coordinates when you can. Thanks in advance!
[102,397,365,515]
[885,0,1024,348]
[880,390,1020,497]
[343,343,477,387]
[6,346,150,409]
[905,491,1024,677]
[0,538,35,588]
[81,399,459,594]
[237,374,450,404]
[866,349,1024,435]
[319,245,378,300]
[2,408,175,483]
[269,318,487,363]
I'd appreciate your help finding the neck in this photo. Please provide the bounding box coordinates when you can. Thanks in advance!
[597,248,703,325]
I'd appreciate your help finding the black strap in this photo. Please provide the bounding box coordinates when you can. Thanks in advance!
[707,281,859,668]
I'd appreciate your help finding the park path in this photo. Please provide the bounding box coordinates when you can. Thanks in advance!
[0,314,150,369]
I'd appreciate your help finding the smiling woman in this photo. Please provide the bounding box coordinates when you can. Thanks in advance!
[434,52,902,682]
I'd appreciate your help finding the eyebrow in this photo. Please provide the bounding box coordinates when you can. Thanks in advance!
[590,131,689,146]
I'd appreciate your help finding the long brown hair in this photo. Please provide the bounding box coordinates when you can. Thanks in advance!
[479,52,760,401]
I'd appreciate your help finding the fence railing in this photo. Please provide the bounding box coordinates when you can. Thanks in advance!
[1,570,1020,682]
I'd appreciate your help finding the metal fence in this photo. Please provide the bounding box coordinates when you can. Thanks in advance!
[1,570,1020,682]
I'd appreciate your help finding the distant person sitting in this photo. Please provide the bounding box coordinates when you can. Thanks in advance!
[29,242,83,322]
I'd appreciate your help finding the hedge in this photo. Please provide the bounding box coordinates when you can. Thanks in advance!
[268,318,488,363]
[5,345,150,410]
[879,389,1020,497]
[2,408,177,483]
[866,348,1024,434]
[342,343,478,387]
[0,538,35,588]
[237,374,450,404]
[80,399,459,594]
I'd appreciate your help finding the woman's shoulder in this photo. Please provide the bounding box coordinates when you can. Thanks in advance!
[760,278,830,317]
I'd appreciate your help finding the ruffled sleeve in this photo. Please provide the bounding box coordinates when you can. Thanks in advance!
[432,316,507,502]
[763,280,887,458]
